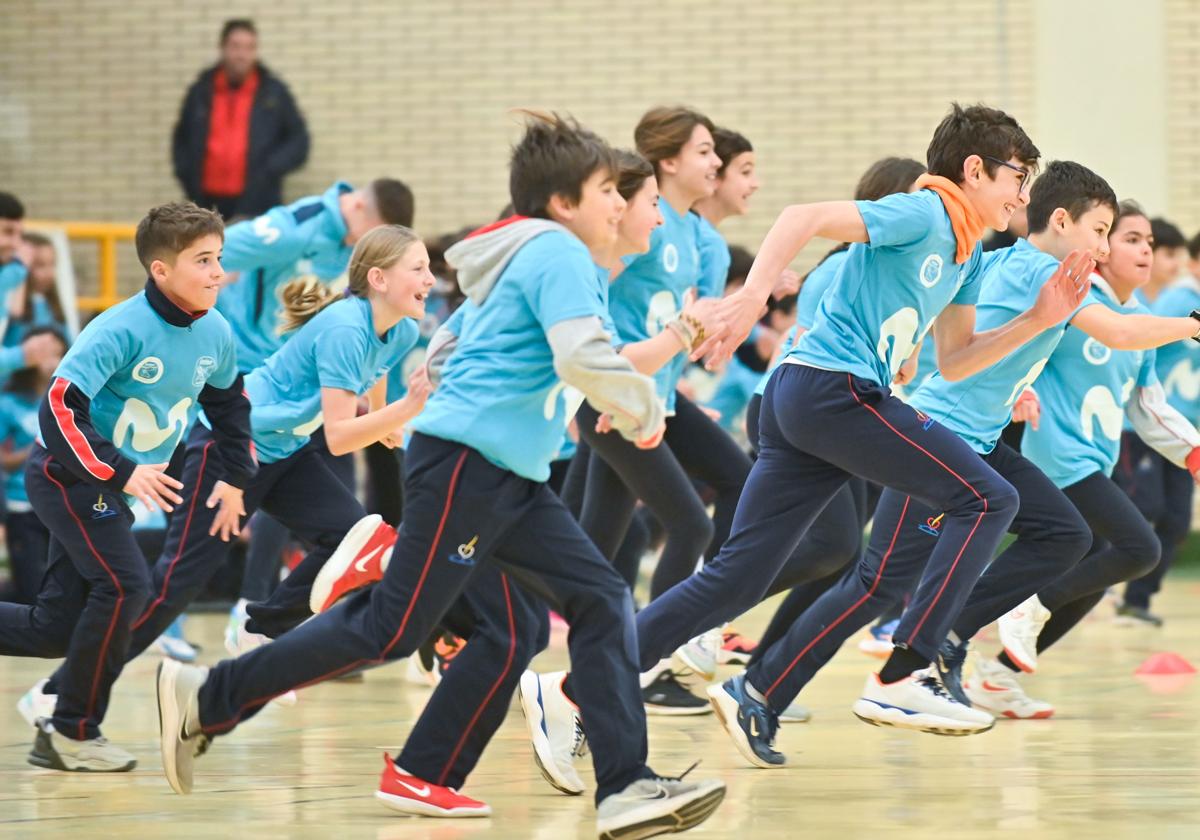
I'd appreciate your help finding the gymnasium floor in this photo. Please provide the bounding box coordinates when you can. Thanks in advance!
[2,585,1198,839]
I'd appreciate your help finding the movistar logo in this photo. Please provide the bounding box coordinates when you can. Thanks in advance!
[112,397,191,453]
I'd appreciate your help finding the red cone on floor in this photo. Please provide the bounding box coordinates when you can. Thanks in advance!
[1135,652,1196,675]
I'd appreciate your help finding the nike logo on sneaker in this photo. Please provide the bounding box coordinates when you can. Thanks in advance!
[749,716,760,738]
[354,546,382,574]
[396,780,431,797]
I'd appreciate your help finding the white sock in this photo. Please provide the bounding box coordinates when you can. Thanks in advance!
[744,679,768,705]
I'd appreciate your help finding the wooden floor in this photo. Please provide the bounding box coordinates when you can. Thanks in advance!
[3,584,1200,839]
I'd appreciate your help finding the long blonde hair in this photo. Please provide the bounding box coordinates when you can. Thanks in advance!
[277,224,421,334]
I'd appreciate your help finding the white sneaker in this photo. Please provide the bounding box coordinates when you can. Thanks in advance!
[156,659,211,794]
[596,774,725,839]
[965,657,1055,720]
[998,594,1051,673]
[405,655,437,687]
[852,671,994,735]
[153,626,199,663]
[28,721,137,772]
[517,671,585,796]
[779,699,812,724]
[672,629,719,688]
[18,679,56,727]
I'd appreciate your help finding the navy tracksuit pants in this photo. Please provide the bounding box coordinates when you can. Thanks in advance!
[1115,433,1192,609]
[39,422,366,698]
[632,364,1019,705]
[0,447,151,741]
[195,433,650,803]
[397,563,550,789]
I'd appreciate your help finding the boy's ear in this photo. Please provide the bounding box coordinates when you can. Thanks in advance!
[960,154,985,188]
[1051,207,1069,232]
[546,192,575,223]
[149,257,170,282]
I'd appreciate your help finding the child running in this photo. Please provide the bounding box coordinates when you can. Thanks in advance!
[21,225,432,724]
[154,112,725,840]
[0,202,251,771]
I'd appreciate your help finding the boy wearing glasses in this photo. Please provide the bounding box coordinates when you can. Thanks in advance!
[530,104,1096,782]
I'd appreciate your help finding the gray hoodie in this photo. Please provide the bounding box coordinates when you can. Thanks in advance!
[425,218,664,444]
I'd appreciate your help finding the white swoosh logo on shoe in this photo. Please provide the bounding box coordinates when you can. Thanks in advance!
[397,780,431,797]
[354,546,383,574]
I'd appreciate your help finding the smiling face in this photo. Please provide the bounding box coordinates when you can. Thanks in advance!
[551,167,626,258]
[152,234,225,312]
[1100,213,1153,293]
[963,154,1031,230]
[713,151,759,217]
[1048,202,1114,262]
[369,240,436,321]
[661,124,722,204]
[616,176,663,256]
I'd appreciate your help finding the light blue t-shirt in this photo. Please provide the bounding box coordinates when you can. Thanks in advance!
[795,249,850,331]
[0,391,40,508]
[411,230,609,482]
[790,189,984,386]
[609,200,702,410]
[694,215,731,300]
[54,292,238,466]
[910,240,1089,453]
[1022,280,1158,487]
[217,181,354,371]
[1150,278,1200,422]
[242,296,419,464]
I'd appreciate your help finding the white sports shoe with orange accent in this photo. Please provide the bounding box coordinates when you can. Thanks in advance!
[998,594,1051,673]
[964,657,1054,720]
[310,514,396,614]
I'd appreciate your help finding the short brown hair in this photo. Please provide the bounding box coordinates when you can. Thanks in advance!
[370,178,415,227]
[135,202,224,272]
[635,106,716,179]
[855,157,925,201]
[926,103,1039,184]
[509,110,617,218]
[614,149,654,201]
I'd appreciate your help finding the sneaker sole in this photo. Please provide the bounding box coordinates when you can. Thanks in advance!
[516,672,583,796]
[156,660,190,794]
[999,643,1036,674]
[375,790,492,818]
[598,780,726,840]
[851,698,994,736]
[968,696,1055,720]
[310,514,384,614]
[706,685,786,769]
[672,648,715,683]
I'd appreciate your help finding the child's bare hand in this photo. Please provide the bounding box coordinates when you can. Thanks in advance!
[123,464,183,513]
[206,480,245,542]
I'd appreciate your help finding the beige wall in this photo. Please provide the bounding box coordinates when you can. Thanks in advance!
[1,0,1040,294]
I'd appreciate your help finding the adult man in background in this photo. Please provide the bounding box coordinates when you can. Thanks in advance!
[172,19,310,220]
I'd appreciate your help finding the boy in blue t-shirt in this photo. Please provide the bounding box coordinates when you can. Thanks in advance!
[632,104,1089,759]
[156,114,726,839]
[0,203,255,772]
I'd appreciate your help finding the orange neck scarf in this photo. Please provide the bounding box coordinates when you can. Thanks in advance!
[914,174,985,264]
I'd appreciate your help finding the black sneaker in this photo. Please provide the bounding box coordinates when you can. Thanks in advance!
[1116,603,1164,627]
[935,639,971,707]
[642,671,711,716]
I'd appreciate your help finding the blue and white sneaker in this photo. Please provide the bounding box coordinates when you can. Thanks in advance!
[853,671,994,736]
[706,674,785,768]
[935,639,971,707]
[154,616,199,663]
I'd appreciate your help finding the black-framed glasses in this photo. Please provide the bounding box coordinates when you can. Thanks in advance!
[982,155,1031,195]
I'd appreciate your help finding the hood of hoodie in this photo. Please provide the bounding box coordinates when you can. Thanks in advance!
[446,216,569,305]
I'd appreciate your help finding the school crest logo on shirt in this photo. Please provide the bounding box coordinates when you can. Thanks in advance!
[132,357,164,384]
[192,356,218,387]
[1082,338,1111,366]
[918,254,943,288]
[662,244,680,274]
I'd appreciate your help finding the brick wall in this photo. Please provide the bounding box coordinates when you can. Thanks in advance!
[2,0,1037,297]
[1167,0,1200,236]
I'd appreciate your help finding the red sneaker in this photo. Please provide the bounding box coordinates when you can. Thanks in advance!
[375,755,491,817]
[309,515,397,613]
[718,629,757,665]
